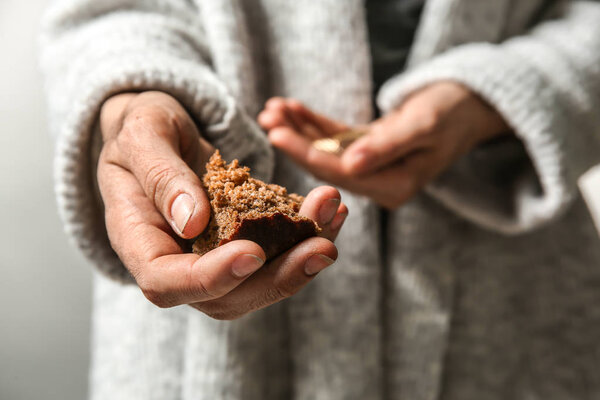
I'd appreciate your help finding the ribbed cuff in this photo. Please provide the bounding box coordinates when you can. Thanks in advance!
[377,43,581,234]
[54,55,273,282]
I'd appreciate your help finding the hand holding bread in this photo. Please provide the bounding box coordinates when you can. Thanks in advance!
[97,91,347,319]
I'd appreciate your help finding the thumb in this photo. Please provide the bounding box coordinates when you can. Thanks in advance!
[114,126,211,239]
[140,149,210,238]
[341,116,423,175]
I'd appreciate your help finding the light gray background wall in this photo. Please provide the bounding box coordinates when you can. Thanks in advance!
[0,1,92,399]
[1,1,600,400]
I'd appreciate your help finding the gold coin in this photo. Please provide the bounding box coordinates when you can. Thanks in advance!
[312,127,368,155]
[312,138,342,154]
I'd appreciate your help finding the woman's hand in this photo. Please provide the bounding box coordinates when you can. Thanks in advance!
[258,82,509,209]
[98,91,347,319]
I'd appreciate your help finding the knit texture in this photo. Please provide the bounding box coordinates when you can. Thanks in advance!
[378,3,600,233]
[41,0,600,399]
[40,0,275,280]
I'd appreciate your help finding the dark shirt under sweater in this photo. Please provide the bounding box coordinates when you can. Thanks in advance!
[366,0,425,115]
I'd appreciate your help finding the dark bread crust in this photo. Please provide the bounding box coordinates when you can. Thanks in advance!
[193,151,320,259]
[227,213,319,259]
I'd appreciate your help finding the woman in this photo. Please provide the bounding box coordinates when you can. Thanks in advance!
[41,0,600,399]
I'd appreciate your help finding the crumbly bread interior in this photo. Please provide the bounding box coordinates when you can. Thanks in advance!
[193,151,320,259]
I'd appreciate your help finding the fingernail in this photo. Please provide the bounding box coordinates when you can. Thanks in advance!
[304,254,335,276]
[319,198,340,226]
[171,193,195,235]
[330,212,348,231]
[231,254,265,278]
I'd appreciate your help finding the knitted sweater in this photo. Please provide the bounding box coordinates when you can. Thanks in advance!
[41,0,600,399]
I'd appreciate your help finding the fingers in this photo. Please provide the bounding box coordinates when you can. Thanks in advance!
[258,97,298,131]
[105,105,211,239]
[299,186,348,241]
[267,122,435,209]
[268,126,347,183]
[268,97,309,134]
[268,125,376,194]
[140,241,266,308]
[98,161,267,307]
[99,93,138,140]
[279,100,323,140]
[341,116,428,175]
[269,126,388,195]
[257,98,292,130]
[192,236,338,320]
[258,97,347,140]
[353,151,433,209]
[284,99,348,136]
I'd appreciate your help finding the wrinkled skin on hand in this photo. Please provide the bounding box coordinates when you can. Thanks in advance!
[98,91,347,319]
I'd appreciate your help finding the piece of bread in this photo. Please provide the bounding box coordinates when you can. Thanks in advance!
[193,151,320,259]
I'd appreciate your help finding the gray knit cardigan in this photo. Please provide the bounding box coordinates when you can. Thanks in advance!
[41,0,600,399]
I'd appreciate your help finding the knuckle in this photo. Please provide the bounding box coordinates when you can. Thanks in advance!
[124,105,169,130]
[195,303,242,321]
[115,127,135,154]
[287,99,303,108]
[116,119,145,149]
[186,259,237,303]
[274,284,293,299]
[239,291,277,314]
[124,223,159,264]
[209,310,242,321]
[274,275,305,299]
[106,221,146,270]
[98,140,121,169]
[266,97,286,110]
[144,162,179,204]
[98,143,112,163]
[262,287,286,304]
[412,110,441,138]
[136,267,176,309]
[105,228,123,256]
[118,105,182,148]
[140,283,173,308]
[189,273,217,301]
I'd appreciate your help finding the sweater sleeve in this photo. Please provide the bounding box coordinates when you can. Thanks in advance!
[377,1,600,235]
[40,0,274,282]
